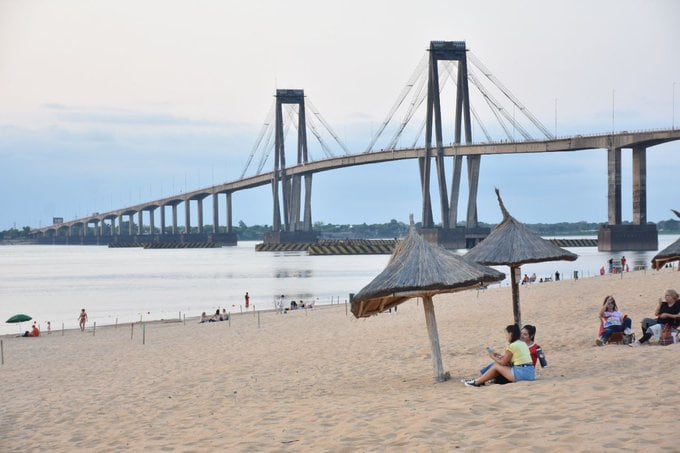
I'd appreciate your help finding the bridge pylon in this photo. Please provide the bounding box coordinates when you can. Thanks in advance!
[265,89,317,244]
[420,41,488,248]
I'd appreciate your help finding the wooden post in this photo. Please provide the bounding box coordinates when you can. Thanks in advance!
[345,299,348,316]
[1,340,4,365]
[131,323,134,340]
[183,314,186,325]
[62,322,64,336]
[422,295,446,382]
[142,323,146,345]
[115,318,118,329]
[511,265,521,327]
[257,311,261,328]
[93,322,96,336]
[228,312,231,327]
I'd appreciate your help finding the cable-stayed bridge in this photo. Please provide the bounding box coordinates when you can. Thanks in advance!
[31,41,680,251]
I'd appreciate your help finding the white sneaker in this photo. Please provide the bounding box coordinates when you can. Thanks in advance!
[628,340,641,348]
[461,379,481,387]
[624,327,632,335]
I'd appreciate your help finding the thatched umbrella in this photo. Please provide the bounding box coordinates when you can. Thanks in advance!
[651,209,680,270]
[351,226,505,382]
[465,188,577,327]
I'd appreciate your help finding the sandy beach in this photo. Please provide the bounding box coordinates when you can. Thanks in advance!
[1,268,679,451]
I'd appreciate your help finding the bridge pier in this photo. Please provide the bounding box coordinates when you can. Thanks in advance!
[598,224,658,252]
[599,144,657,251]
[418,226,490,250]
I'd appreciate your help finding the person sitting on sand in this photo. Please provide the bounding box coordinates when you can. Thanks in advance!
[596,295,633,346]
[463,324,535,387]
[521,324,544,367]
[630,289,680,347]
[199,312,210,323]
[30,323,40,337]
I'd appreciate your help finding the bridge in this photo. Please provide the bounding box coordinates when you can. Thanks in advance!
[31,41,680,251]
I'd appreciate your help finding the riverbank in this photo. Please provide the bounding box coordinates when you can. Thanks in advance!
[1,268,678,451]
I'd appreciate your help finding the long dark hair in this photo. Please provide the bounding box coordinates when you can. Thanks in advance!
[522,324,536,341]
[506,324,521,342]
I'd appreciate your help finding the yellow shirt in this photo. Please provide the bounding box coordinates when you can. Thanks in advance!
[506,340,532,366]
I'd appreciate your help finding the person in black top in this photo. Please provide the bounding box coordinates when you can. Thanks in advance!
[630,289,680,346]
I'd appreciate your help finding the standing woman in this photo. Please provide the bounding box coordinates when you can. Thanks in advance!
[630,289,680,346]
[463,324,535,387]
[78,309,88,332]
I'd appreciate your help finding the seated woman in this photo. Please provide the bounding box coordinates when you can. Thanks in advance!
[479,324,543,384]
[630,289,680,347]
[199,312,209,323]
[596,295,633,346]
[521,324,545,367]
[463,324,535,387]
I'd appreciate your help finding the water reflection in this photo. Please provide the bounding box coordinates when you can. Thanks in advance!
[274,269,313,278]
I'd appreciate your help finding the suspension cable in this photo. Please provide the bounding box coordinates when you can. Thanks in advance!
[409,64,454,148]
[303,108,336,159]
[306,98,350,155]
[469,52,554,139]
[442,62,492,142]
[241,100,275,179]
[467,66,533,140]
[386,66,428,149]
[365,52,428,153]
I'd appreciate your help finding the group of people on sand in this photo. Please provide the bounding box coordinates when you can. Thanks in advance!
[21,322,42,337]
[462,324,545,387]
[200,308,230,323]
[595,289,680,347]
[462,288,680,388]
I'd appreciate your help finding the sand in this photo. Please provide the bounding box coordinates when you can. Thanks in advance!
[1,268,679,451]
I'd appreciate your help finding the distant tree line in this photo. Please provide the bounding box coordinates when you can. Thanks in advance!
[2,218,679,241]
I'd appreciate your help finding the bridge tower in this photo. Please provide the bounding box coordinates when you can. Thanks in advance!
[265,89,317,244]
[419,41,489,248]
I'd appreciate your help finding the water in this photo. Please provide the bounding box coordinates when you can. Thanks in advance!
[1,236,677,336]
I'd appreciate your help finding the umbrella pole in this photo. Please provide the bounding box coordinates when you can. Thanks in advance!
[511,265,521,327]
[422,295,446,382]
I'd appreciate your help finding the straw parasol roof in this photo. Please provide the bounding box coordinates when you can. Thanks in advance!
[351,226,504,382]
[465,188,577,326]
[351,228,505,318]
[651,209,680,270]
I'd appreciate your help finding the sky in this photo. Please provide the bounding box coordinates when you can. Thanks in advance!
[1,0,679,231]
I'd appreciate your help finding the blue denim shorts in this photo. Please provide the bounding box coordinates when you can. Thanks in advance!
[512,365,535,382]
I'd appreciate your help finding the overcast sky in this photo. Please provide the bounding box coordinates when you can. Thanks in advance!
[1,0,679,230]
